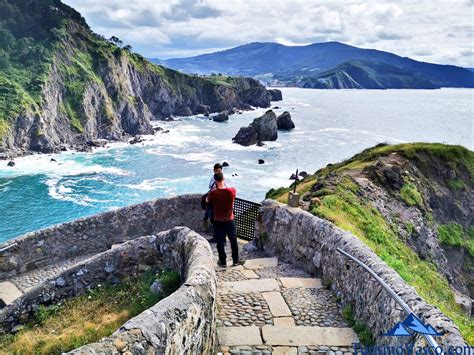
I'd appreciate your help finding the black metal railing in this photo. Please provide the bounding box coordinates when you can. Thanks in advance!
[234,198,261,240]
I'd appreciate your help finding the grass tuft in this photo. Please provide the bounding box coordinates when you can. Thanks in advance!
[400,182,423,207]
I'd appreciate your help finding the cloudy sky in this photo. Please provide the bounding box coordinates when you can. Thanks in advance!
[63,0,474,67]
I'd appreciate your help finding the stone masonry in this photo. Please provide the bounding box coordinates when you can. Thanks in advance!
[259,200,467,347]
[0,195,203,280]
[1,227,218,354]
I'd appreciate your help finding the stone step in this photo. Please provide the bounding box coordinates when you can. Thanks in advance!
[262,291,292,317]
[220,278,280,294]
[243,257,278,270]
[261,325,358,346]
[0,281,23,305]
[217,326,263,346]
[279,277,322,289]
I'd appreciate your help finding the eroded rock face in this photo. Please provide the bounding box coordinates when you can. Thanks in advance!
[196,104,211,115]
[252,110,278,141]
[233,126,259,146]
[213,110,229,122]
[0,29,272,157]
[277,111,295,130]
[268,89,283,101]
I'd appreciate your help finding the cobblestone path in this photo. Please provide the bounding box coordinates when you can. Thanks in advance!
[211,241,358,355]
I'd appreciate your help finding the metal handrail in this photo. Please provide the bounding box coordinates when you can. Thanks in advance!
[336,247,441,351]
[0,242,17,253]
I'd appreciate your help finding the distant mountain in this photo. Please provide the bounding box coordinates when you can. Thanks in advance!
[301,60,439,89]
[152,42,474,89]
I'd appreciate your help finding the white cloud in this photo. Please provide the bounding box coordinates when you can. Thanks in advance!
[63,0,474,67]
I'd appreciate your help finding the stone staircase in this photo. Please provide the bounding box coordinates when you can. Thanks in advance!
[1,236,359,355]
[0,253,95,306]
[212,243,358,355]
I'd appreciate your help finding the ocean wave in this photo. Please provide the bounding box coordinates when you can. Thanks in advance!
[145,150,216,163]
[124,177,170,191]
[45,177,91,206]
[0,154,129,179]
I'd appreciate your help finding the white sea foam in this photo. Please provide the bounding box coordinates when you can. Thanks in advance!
[0,153,128,179]
[124,177,170,191]
[45,177,91,206]
[145,150,216,163]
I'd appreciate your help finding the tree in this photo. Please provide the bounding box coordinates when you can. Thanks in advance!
[123,44,132,52]
[109,36,123,47]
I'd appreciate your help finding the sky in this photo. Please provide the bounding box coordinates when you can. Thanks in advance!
[63,0,474,67]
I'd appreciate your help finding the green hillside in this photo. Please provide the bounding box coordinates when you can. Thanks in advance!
[300,61,439,89]
[267,143,474,343]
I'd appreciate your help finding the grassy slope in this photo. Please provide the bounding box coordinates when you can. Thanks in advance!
[0,270,180,354]
[267,143,474,343]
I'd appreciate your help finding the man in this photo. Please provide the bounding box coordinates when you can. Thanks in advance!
[206,172,244,267]
[203,163,230,232]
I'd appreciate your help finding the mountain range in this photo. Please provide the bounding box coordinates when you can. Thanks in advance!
[152,42,474,89]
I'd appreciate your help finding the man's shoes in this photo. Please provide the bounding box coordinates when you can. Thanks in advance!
[208,238,218,243]
[232,259,245,266]
[217,260,227,267]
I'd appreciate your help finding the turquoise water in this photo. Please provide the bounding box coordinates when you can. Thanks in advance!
[0,88,473,242]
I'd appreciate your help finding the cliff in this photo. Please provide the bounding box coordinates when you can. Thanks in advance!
[0,0,272,157]
[267,143,474,342]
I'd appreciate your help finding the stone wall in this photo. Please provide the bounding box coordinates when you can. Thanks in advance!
[259,200,466,347]
[0,227,217,353]
[0,195,203,280]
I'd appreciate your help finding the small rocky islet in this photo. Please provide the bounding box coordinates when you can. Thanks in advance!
[232,110,295,146]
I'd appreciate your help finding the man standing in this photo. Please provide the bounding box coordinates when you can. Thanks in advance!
[207,172,244,267]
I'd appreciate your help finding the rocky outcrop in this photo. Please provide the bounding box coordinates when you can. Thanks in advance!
[253,110,278,141]
[196,104,211,115]
[233,110,278,146]
[277,111,295,130]
[0,9,272,158]
[268,89,283,101]
[213,110,229,122]
[233,126,259,146]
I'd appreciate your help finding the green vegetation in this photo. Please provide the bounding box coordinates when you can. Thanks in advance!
[0,0,82,140]
[341,305,374,345]
[447,179,466,190]
[400,182,423,207]
[267,143,474,343]
[205,74,235,87]
[0,270,180,354]
[438,223,474,257]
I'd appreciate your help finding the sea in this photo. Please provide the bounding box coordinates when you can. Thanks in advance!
[0,88,472,242]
